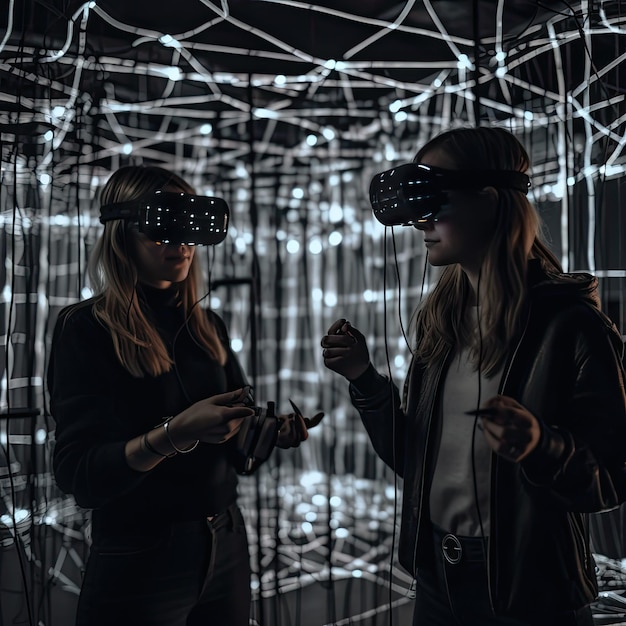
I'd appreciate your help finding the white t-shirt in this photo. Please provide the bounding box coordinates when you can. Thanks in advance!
[429,309,501,537]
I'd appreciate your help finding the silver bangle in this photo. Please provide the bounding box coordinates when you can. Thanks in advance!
[162,418,199,454]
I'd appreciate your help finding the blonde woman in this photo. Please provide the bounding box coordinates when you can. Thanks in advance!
[322,127,626,625]
[49,165,308,626]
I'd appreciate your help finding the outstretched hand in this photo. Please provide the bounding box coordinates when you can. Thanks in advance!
[473,395,542,462]
[321,319,370,381]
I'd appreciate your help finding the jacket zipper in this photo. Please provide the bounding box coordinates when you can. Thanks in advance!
[412,347,451,576]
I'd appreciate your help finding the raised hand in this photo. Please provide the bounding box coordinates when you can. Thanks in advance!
[321,318,370,381]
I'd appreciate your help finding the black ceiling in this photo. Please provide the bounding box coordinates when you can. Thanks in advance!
[1,1,624,185]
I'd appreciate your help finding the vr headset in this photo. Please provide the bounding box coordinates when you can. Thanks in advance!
[99,189,229,245]
[369,163,531,226]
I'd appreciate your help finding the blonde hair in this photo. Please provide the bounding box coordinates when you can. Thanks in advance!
[411,127,562,376]
[85,165,226,377]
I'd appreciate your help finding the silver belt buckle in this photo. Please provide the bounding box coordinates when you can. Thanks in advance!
[442,533,462,564]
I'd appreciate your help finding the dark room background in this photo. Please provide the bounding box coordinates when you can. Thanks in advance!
[0,1,625,624]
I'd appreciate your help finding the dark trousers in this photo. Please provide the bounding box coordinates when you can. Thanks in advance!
[77,504,251,626]
[412,525,594,626]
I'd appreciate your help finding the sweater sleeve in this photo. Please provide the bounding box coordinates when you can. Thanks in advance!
[47,308,149,509]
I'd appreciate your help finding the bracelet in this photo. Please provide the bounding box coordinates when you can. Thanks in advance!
[140,432,171,458]
[163,418,200,454]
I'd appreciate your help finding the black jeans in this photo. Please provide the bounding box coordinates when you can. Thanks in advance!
[412,525,594,626]
[77,504,251,626]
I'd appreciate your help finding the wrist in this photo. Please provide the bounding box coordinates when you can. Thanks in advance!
[160,416,200,454]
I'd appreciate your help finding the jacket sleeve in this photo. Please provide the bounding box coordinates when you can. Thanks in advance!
[521,306,626,512]
[48,309,150,509]
[348,363,407,476]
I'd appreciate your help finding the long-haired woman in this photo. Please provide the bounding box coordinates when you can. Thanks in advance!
[49,165,308,626]
[322,127,626,626]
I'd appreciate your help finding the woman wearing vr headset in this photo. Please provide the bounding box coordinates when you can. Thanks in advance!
[321,127,626,625]
[48,165,310,626]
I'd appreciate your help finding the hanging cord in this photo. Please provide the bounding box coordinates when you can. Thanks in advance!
[470,267,488,556]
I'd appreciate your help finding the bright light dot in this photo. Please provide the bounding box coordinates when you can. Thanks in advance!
[322,127,335,140]
[276,229,287,240]
[43,130,54,142]
[52,106,65,118]
[342,171,353,182]
[329,496,342,507]
[328,231,343,246]
[352,570,363,578]
[235,237,247,254]
[236,164,248,179]
[324,59,336,70]
[495,51,507,62]
[389,100,402,113]
[35,429,47,444]
[274,74,286,85]
[305,511,317,522]
[335,527,349,539]
[567,176,576,186]
[329,204,343,223]
[394,111,408,122]
[457,54,473,70]
[81,286,93,300]
[306,134,318,146]
[329,174,340,187]
[302,522,313,533]
[495,67,507,78]
[524,111,534,121]
[394,354,405,368]
[286,240,300,254]
[210,296,221,309]
[159,35,181,49]
[200,123,212,135]
[300,471,324,488]
[324,292,337,307]
[312,288,323,302]
[231,338,243,352]
[292,187,304,199]
[39,173,52,185]
[2,285,12,301]
[162,66,182,81]
[122,143,132,155]
[308,238,322,254]
[312,494,326,507]
[433,78,443,87]
[363,289,375,302]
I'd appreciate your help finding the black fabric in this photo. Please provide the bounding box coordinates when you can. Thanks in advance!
[47,284,249,534]
[349,260,626,620]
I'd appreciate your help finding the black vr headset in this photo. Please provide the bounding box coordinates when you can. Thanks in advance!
[99,189,230,245]
[369,163,531,226]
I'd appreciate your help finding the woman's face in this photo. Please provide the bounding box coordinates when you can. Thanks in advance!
[413,149,498,274]
[129,228,195,289]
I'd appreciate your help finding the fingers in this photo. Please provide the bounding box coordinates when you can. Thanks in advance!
[210,386,253,407]
[327,318,347,335]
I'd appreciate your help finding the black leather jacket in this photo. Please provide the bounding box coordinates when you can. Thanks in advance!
[349,260,626,619]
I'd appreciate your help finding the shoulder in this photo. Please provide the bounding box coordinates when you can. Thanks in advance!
[52,298,107,341]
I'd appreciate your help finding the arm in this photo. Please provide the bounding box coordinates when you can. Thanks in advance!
[322,318,407,475]
[482,305,626,512]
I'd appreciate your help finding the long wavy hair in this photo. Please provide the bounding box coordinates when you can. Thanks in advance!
[411,127,562,377]
[85,165,226,377]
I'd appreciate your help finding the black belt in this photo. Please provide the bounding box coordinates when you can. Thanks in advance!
[433,524,487,565]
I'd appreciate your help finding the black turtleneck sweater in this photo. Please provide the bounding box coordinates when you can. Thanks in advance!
[47,285,248,537]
